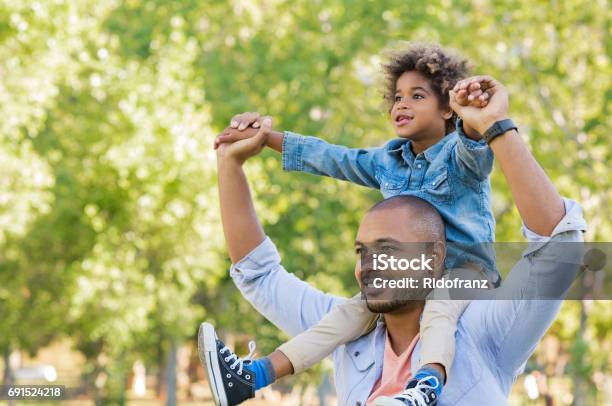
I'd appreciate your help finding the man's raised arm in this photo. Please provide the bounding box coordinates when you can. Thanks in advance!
[215,118,345,337]
[451,76,565,235]
[216,119,271,263]
[450,76,586,378]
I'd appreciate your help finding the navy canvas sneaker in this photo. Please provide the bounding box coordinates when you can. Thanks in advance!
[373,374,441,406]
[198,322,256,406]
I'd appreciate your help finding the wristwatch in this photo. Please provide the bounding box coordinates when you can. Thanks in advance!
[483,119,517,144]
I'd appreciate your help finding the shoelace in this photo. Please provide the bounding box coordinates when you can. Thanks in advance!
[219,341,256,375]
[394,376,439,406]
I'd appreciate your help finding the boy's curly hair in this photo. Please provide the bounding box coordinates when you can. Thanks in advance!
[382,44,470,133]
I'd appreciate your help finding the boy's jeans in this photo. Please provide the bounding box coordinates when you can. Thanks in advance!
[277,296,469,375]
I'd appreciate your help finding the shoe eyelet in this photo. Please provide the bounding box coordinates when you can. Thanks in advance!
[245,374,250,379]
[238,371,242,375]
[228,382,233,388]
[230,365,235,370]
[226,373,231,379]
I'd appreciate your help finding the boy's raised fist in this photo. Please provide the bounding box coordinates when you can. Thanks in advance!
[450,76,510,136]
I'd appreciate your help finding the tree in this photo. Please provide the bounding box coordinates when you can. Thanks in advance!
[0,0,609,404]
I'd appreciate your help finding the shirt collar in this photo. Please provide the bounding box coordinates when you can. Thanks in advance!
[375,317,422,374]
[421,136,448,163]
[388,135,453,166]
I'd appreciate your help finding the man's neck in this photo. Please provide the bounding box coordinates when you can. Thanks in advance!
[383,302,425,356]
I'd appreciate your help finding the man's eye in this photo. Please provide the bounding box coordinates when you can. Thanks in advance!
[394,95,402,102]
[413,94,424,100]
[381,245,395,253]
[355,247,361,254]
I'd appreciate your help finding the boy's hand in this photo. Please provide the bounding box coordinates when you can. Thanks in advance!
[216,118,272,164]
[214,112,273,149]
[450,76,509,137]
[453,80,489,140]
[454,80,490,108]
[230,111,270,130]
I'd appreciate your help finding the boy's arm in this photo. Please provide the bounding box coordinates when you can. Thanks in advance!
[215,125,283,153]
[281,131,382,188]
[451,81,494,181]
[216,122,383,189]
[451,118,494,182]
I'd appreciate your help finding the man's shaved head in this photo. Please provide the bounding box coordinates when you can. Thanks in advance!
[366,195,445,243]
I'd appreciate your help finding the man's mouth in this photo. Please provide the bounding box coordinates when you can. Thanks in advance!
[364,280,376,289]
[395,114,414,126]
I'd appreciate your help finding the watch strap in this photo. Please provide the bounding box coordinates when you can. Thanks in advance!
[483,119,517,144]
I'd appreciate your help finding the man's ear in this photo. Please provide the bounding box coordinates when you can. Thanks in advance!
[431,241,447,277]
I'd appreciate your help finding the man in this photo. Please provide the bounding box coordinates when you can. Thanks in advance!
[200,76,586,405]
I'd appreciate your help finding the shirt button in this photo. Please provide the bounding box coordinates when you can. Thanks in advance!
[432,181,436,186]
[356,402,362,406]
[417,164,422,168]
[354,351,360,357]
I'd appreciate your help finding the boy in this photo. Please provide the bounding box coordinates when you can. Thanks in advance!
[205,44,500,405]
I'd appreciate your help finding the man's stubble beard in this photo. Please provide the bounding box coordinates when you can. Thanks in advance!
[365,298,423,314]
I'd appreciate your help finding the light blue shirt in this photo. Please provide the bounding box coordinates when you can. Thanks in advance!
[230,199,586,406]
[282,120,497,277]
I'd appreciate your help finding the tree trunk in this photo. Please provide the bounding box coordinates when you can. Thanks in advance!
[156,339,166,399]
[572,300,588,406]
[3,347,16,406]
[166,340,177,406]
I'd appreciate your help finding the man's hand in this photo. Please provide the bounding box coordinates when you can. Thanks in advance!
[216,117,272,164]
[214,111,270,149]
[214,127,259,150]
[450,76,510,136]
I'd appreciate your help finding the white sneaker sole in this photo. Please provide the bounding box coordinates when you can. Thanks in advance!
[372,396,407,406]
[198,322,229,406]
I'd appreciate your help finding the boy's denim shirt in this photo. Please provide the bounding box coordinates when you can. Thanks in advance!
[282,119,499,283]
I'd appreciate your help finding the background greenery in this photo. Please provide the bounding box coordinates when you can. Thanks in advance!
[0,0,609,405]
